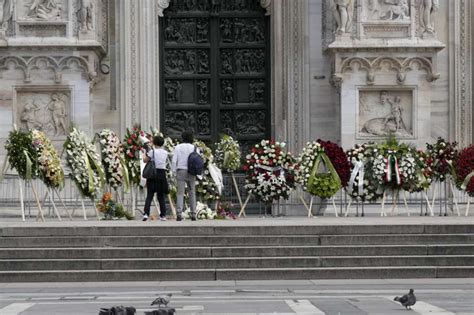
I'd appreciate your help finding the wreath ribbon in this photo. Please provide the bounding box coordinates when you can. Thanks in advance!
[119,156,130,193]
[256,164,285,177]
[461,171,474,191]
[0,154,9,183]
[347,160,364,196]
[307,151,341,192]
[385,154,401,185]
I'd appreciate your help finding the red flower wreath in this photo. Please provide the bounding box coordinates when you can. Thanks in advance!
[317,139,351,187]
[455,145,474,196]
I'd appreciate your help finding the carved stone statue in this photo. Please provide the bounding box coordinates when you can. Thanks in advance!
[419,0,439,34]
[20,100,41,130]
[330,0,354,34]
[77,0,94,31]
[47,93,68,136]
[27,0,62,20]
[0,0,13,35]
[165,81,182,103]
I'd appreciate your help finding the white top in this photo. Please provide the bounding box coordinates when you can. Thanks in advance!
[147,148,168,170]
[172,143,195,172]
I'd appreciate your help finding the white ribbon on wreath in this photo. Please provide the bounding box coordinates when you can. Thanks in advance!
[208,162,224,195]
[347,160,364,196]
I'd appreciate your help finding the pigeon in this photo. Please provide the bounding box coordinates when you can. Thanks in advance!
[394,288,416,310]
[151,294,172,308]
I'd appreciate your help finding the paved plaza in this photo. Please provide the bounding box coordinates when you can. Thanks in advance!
[0,279,473,315]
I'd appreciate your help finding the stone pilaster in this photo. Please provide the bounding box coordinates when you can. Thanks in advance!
[450,0,473,147]
[116,0,160,135]
[271,0,310,154]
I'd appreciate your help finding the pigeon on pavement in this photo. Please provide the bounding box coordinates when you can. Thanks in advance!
[151,294,172,308]
[394,288,416,310]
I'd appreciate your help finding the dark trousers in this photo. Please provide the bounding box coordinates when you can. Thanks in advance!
[144,170,168,217]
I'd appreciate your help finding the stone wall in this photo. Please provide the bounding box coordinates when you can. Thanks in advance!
[307,0,472,149]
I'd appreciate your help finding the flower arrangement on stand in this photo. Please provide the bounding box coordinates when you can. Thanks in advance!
[244,139,296,204]
[426,137,458,182]
[4,129,39,181]
[402,150,433,193]
[214,134,242,208]
[345,143,382,202]
[215,134,241,173]
[194,140,222,203]
[366,137,422,216]
[184,201,216,220]
[317,140,351,187]
[455,145,474,197]
[31,130,64,189]
[296,141,346,218]
[64,128,105,199]
[122,126,145,187]
[96,192,133,220]
[98,129,127,191]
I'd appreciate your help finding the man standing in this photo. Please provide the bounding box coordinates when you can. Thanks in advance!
[172,129,197,221]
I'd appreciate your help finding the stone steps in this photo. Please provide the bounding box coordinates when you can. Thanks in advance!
[1,255,474,271]
[1,266,473,282]
[2,244,474,259]
[2,234,474,247]
[1,223,473,281]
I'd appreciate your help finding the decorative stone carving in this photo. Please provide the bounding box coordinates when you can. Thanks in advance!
[330,0,354,34]
[0,55,97,83]
[359,90,413,138]
[339,56,440,84]
[17,90,70,136]
[368,0,410,21]
[157,0,170,17]
[260,0,272,15]
[25,0,63,20]
[77,0,94,31]
[0,0,13,38]
[418,0,439,36]
[164,80,182,103]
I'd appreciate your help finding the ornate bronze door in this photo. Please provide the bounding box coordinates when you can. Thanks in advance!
[160,0,270,150]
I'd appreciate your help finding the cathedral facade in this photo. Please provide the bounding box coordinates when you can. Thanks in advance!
[0,0,472,159]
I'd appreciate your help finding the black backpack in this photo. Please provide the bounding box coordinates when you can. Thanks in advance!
[187,146,204,176]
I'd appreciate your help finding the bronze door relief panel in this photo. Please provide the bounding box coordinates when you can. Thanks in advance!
[160,0,270,150]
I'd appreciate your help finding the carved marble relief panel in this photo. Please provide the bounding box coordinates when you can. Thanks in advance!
[15,89,71,137]
[18,0,67,21]
[364,0,411,21]
[358,89,414,139]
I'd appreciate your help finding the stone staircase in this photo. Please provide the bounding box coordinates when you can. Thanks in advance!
[1,224,474,282]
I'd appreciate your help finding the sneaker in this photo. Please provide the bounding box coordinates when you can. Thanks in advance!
[176,215,183,222]
[160,217,167,221]
[191,214,197,221]
[142,215,148,222]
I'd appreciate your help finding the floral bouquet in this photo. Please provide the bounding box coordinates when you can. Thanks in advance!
[366,137,421,192]
[184,201,217,220]
[403,150,434,193]
[96,192,134,220]
[215,134,241,173]
[122,126,146,186]
[31,130,64,189]
[216,202,237,220]
[296,141,343,198]
[64,128,105,199]
[345,143,382,202]
[98,129,127,190]
[243,139,296,203]
[455,145,474,197]
[4,129,39,181]
[194,140,221,202]
[426,137,458,182]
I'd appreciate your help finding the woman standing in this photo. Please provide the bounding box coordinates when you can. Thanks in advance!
[142,136,169,221]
